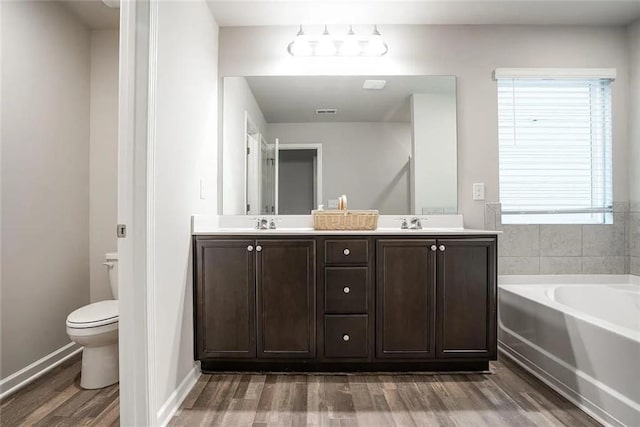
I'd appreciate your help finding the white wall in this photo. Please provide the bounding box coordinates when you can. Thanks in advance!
[219,25,630,228]
[222,76,267,214]
[629,20,640,205]
[1,1,90,378]
[89,30,119,302]
[269,122,411,214]
[411,93,457,214]
[153,0,218,418]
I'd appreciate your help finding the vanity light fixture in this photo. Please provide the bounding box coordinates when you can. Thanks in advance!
[287,25,388,57]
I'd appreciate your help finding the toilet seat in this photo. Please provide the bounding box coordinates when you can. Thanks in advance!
[66,300,119,329]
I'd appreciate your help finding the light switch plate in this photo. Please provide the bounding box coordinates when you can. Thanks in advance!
[200,179,209,200]
[473,183,485,201]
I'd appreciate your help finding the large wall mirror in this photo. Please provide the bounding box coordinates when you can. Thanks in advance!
[221,75,458,216]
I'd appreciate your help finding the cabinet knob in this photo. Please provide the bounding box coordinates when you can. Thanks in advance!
[439,245,446,252]
[256,245,263,252]
[342,334,350,342]
[430,245,437,251]
[343,286,350,294]
[343,248,350,256]
[247,245,254,252]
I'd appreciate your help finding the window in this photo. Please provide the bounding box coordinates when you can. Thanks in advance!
[496,69,614,224]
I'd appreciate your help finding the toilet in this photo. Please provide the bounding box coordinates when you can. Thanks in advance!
[66,252,119,389]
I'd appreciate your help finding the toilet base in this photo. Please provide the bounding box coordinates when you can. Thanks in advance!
[80,343,119,389]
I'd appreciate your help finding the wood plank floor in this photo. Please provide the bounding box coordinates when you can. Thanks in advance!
[169,357,600,427]
[0,355,119,427]
[1,355,600,427]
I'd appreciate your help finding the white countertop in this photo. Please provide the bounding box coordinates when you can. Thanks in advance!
[192,227,499,236]
[192,215,500,236]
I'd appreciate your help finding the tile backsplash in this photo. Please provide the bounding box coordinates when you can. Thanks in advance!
[486,202,638,276]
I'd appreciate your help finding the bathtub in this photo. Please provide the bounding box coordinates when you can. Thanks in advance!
[499,275,640,427]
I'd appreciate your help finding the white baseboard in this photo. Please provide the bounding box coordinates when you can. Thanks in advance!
[0,342,82,400]
[157,363,201,427]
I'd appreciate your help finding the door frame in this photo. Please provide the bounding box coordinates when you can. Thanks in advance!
[277,143,323,211]
[117,0,158,424]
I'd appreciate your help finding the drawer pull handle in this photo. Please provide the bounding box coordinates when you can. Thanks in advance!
[430,245,437,251]
[256,245,263,252]
[342,334,350,342]
[439,245,446,252]
[247,245,254,252]
[343,248,350,256]
[343,286,350,294]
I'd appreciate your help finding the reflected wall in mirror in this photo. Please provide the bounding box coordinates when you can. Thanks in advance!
[221,75,457,215]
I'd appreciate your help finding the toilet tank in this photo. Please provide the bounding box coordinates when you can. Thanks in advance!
[105,252,118,299]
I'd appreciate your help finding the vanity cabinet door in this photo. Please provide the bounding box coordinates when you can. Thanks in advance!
[194,239,256,359]
[436,238,497,359]
[256,239,316,358]
[376,239,437,359]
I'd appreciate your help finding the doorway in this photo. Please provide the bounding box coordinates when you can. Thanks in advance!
[277,144,322,214]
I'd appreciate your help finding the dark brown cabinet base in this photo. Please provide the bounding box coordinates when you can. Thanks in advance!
[194,233,497,371]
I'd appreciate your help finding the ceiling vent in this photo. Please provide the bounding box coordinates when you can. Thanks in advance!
[316,108,338,115]
[362,79,387,90]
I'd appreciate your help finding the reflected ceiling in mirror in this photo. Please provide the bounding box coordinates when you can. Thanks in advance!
[221,75,457,216]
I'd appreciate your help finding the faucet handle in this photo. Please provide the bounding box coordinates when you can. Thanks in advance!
[398,218,409,229]
[410,217,423,230]
[269,217,279,229]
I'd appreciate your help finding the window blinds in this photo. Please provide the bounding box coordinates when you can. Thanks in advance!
[497,77,613,222]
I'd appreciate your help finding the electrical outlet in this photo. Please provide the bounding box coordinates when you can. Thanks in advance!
[473,183,485,201]
[328,199,339,209]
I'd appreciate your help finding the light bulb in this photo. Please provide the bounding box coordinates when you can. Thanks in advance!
[288,26,312,56]
[340,25,361,56]
[315,25,337,56]
[364,25,388,56]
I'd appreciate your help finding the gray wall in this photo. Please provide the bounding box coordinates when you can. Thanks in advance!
[629,20,640,275]
[153,0,219,414]
[219,25,630,229]
[270,122,411,214]
[1,1,91,377]
[89,30,119,302]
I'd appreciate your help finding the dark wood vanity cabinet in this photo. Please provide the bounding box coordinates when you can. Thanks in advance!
[376,239,437,359]
[436,238,497,359]
[256,240,316,358]
[194,239,256,359]
[194,234,497,371]
[194,238,316,360]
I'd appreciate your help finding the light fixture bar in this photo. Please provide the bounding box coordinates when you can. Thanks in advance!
[287,25,388,57]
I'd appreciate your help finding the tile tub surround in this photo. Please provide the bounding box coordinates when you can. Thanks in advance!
[631,202,640,275]
[486,202,633,275]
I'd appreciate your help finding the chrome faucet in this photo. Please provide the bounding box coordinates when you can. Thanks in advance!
[400,218,409,229]
[410,217,422,230]
[256,217,269,230]
[256,217,277,230]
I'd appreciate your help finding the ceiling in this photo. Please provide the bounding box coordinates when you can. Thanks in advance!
[61,0,119,30]
[243,75,455,123]
[207,1,640,27]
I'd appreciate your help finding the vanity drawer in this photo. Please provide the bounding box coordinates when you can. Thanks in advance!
[324,267,367,313]
[324,239,368,265]
[324,315,368,359]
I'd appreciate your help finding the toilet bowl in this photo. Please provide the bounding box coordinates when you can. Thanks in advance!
[66,252,119,389]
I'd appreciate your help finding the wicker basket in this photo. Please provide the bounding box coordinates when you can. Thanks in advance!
[312,210,379,230]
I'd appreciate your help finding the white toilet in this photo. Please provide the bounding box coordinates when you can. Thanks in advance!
[67,252,119,389]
